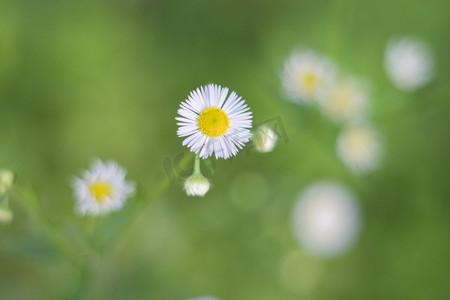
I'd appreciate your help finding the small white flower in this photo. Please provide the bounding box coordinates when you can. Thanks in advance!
[337,123,382,174]
[281,49,337,104]
[0,170,14,195]
[292,181,361,257]
[176,84,253,159]
[72,159,135,216]
[252,125,278,153]
[319,77,370,123]
[184,173,211,197]
[385,36,434,91]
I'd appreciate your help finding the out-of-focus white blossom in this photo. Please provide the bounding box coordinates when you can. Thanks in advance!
[337,122,383,174]
[385,36,434,91]
[72,159,135,216]
[292,181,361,257]
[319,77,370,123]
[281,50,337,104]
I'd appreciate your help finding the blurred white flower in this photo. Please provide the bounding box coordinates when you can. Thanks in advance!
[337,122,383,174]
[385,36,434,91]
[184,173,211,197]
[281,50,337,104]
[319,77,370,123]
[292,181,361,257]
[0,170,14,195]
[72,159,135,216]
[176,84,253,160]
[252,125,278,153]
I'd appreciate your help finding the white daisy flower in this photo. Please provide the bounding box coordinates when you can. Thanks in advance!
[176,84,253,159]
[337,122,383,174]
[252,124,278,153]
[319,77,370,123]
[72,159,135,216]
[385,36,434,91]
[281,50,337,104]
[292,181,361,257]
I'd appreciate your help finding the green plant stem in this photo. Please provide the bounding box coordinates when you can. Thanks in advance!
[326,0,359,59]
[12,186,84,265]
[71,260,95,300]
[12,152,194,300]
[193,153,201,175]
[99,152,194,252]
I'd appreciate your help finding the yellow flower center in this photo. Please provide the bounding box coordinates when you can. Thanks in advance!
[347,130,372,153]
[299,73,319,94]
[198,107,230,138]
[332,91,353,115]
[304,73,316,86]
[90,182,112,203]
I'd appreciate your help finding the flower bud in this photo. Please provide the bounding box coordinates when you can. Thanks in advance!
[252,125,278,153]
[184,173,211,197]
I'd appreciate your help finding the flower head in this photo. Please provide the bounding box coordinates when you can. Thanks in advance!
[337,122,382,174]
[72,159,135,216]
[177,84,253,159]
[252,125,278,153]
[184,173,211,197]
[292,181,361,257]
[320,77,370,123]
[385,36,434,91]
[281,50,336,104]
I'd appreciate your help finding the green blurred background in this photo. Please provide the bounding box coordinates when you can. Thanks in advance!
[0,0,449,299]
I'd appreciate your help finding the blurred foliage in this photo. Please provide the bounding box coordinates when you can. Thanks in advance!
[0,0,449,299]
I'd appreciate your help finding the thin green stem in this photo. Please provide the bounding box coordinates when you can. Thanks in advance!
[12,186,84,264]
[71,260,95,300]
[193,154,201,175]
[11,152,195,300]
[98,152,194,252]
[326,0,359,59]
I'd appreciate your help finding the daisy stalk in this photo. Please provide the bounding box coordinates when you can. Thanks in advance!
[94,152,195,252]
[11,186,88,263]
